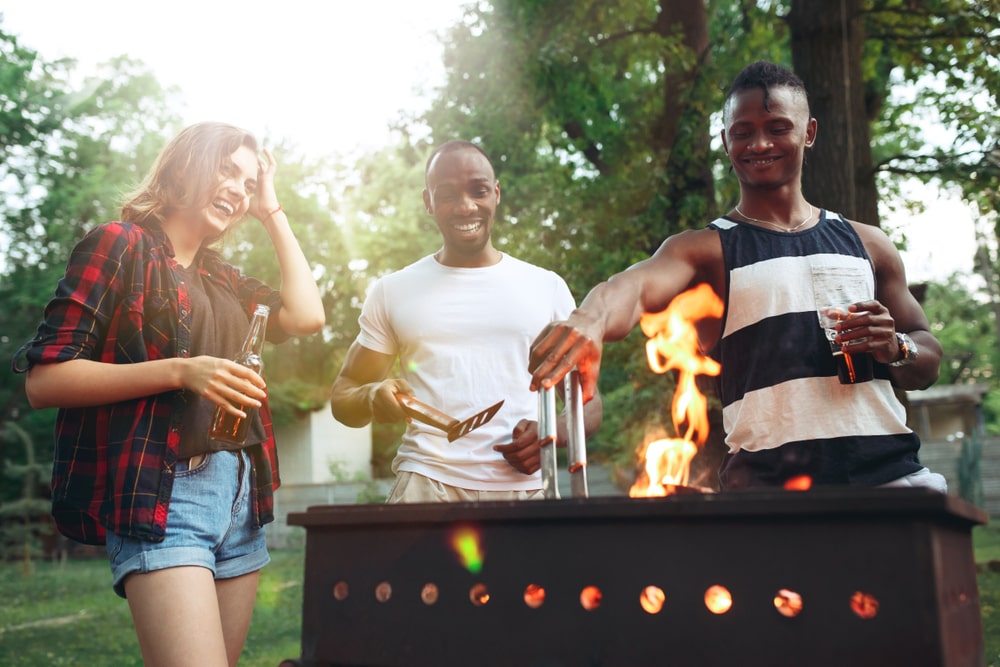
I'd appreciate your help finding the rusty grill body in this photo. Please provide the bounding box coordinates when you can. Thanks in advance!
[286,488,985,667]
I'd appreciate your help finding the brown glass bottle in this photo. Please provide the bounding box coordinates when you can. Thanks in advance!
[208,304,269,445]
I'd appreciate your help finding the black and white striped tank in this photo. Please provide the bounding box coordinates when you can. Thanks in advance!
[708,210,922,489]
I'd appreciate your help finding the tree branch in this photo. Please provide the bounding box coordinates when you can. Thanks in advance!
[865,29,998,41]
[594,26,662,48]
[874,148,993,172]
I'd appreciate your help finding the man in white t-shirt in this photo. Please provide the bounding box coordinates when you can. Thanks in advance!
[331,140,603,502]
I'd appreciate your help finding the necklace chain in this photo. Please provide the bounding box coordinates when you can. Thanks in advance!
[734,204,815,232]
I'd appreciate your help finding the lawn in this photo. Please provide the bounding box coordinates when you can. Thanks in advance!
[0,549,303,666]
[2,526,999,666]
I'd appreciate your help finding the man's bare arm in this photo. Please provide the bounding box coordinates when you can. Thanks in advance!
[330,342,411,427]
[852,223,942,390]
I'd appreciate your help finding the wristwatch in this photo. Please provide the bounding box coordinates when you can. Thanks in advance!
[889,332,918,367]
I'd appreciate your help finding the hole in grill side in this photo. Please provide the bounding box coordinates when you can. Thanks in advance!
[470,583,490,606]
[850,590,879,619]
[640,586,665,614]
[580,585,602,611]
[773,588,803,618]
[523,583,545,609]
[332,581,349,601]
[421,583,439,606]
[704,585,732,614]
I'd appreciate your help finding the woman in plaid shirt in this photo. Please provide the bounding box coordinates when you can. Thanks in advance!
[14,122,324,666]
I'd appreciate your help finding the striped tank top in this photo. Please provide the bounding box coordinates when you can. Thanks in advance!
[708,210,922,489]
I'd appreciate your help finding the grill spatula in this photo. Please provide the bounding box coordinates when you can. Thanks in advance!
[396,394,504,442]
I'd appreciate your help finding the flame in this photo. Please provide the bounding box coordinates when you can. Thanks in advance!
[630,284,723,496]
[449,524,485,574]
[630,438,698,496]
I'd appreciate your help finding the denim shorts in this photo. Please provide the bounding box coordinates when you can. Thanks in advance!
[106,450,270,598]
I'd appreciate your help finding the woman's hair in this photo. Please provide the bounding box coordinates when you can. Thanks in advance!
[121,122,258,227]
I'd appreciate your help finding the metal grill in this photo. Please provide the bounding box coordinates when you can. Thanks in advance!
[283,488,985,667]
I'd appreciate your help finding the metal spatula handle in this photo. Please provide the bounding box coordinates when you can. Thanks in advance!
[397,394,459,431]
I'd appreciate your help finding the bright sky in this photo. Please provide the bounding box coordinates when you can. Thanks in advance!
[884,182,980,285]
[1,0,979,283]
[0,0,467,157]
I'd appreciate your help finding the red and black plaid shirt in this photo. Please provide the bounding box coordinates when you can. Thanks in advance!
[12,222,284,545]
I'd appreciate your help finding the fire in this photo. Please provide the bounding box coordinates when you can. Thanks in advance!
[630,284,723,496]
[631,438,698,496]
[449,524,485,574]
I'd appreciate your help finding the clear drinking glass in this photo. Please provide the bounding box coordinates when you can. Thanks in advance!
[818,305,874,384]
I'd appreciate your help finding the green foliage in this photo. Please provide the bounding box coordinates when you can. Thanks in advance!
[0,27,185,559]
[0,422,51,571]
[865,0,999,203]
[2,2,999,499]
[216,141,367,423]
[402,0,1000,470]
[974,525,1000,667]
[922,276,1000,433]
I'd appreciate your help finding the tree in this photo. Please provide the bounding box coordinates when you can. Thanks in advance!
[923,274,1000,433]
[0,422,49,572]
[733,0,1000,232]
[358,0,1000,475]
[216,142,368,425]
[0,46,187,559]
[789,0,879,223]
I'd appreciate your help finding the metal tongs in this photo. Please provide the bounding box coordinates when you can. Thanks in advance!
[396,394,504,442]
[538,369,589,499]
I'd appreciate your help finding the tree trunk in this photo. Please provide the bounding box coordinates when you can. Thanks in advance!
[652,0,717,247]
[789,0,880,226]
[653,0,710,152]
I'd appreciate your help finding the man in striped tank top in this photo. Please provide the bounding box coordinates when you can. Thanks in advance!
[529,61,946,492]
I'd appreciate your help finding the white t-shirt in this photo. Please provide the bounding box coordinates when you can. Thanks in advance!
[357,253,575,490]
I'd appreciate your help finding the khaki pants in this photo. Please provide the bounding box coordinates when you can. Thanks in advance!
[387,471,544,503]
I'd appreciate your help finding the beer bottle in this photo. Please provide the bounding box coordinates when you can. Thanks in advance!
[208,304,269,445]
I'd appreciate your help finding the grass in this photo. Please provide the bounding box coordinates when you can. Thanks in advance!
[0,549,304,666]
[978,524,1000,667]
[1,527,998,666]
